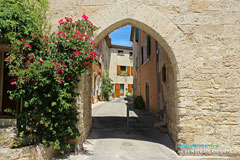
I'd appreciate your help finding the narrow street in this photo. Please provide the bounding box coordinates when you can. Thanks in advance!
[59,98,184,160]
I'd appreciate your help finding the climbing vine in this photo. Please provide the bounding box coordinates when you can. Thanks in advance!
[6,15,99,153]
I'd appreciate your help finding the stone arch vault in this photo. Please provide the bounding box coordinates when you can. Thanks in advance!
[90,1,194,149]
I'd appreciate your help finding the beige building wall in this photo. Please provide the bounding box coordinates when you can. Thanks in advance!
[47,0,240,156]
[100,37,111,73]
[109,47,133,96]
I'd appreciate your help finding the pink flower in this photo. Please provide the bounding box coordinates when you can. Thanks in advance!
[56,63,60,66]
[10,81,17,85]
[59,79,63,84]
[82,14,88,20]
[75,32,81,36]
[85,50,88,54]
[83,62,87,66]
[78,37,82,41]
[43,121,46,124]
[36,80,39,82]
[58,31,66,38]
[21,38,24,42]
[6,56,11,63]
[39,58,44,64]
[24,65,29,69]
[83,34,89,40]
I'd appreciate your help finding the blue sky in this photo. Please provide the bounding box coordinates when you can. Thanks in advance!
[109,25,132,47]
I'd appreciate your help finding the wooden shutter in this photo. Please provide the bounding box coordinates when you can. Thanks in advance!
[128,84,132,93]
[135,28,139,42]
[127,66,130,76]
[115,84,120,97]
[147,35,151,58]
[141,46,144,64]
[117,65,121,75]
[131,67,133,76]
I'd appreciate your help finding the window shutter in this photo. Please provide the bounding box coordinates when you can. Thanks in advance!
[115,84,120,97]
[135,28,139,42]
[131,67,133,75]
[128,84,132,93]
[117,65,121,75]
[127,66,130,76]
[147,35,151,58]
[141,46,144,64]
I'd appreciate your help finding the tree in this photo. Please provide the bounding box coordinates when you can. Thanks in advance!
[102,71,113,101]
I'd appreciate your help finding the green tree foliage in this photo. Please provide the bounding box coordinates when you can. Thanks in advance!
[0,0,48,43]
[102,71,113,101]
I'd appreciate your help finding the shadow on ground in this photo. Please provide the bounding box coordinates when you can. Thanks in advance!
[89,98,176,151]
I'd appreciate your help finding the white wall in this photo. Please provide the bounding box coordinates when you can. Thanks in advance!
[109,48,133,96]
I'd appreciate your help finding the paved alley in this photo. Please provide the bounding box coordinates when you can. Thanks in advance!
[57,98,185,160]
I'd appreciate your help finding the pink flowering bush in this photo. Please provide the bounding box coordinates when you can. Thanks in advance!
[5,15,98,153]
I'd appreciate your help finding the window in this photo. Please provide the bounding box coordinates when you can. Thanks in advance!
[118,50,124,55]
[129,52,133,57]
[162,64,166,83]
[120,66,126,71]
[120,84,124,94]
[147,35,151,58]
[135,27,139,42]
[117,66,128,75]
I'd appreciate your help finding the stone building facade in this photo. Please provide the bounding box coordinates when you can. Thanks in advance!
[39,0,240,156]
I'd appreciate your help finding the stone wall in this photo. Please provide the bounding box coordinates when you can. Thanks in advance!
[74,73,92,151]
[47,0,240,156]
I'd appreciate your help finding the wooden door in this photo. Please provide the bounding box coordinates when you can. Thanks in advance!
[128,84,132,93]
[115,84,120,97]
[2,53,19,116]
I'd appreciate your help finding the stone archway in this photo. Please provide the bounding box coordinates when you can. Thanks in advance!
[88,2,195,151]
[46,0,240,156]
[48,1,197,154]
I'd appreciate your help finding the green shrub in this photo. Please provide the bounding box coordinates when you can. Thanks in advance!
[133,96,145,109]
